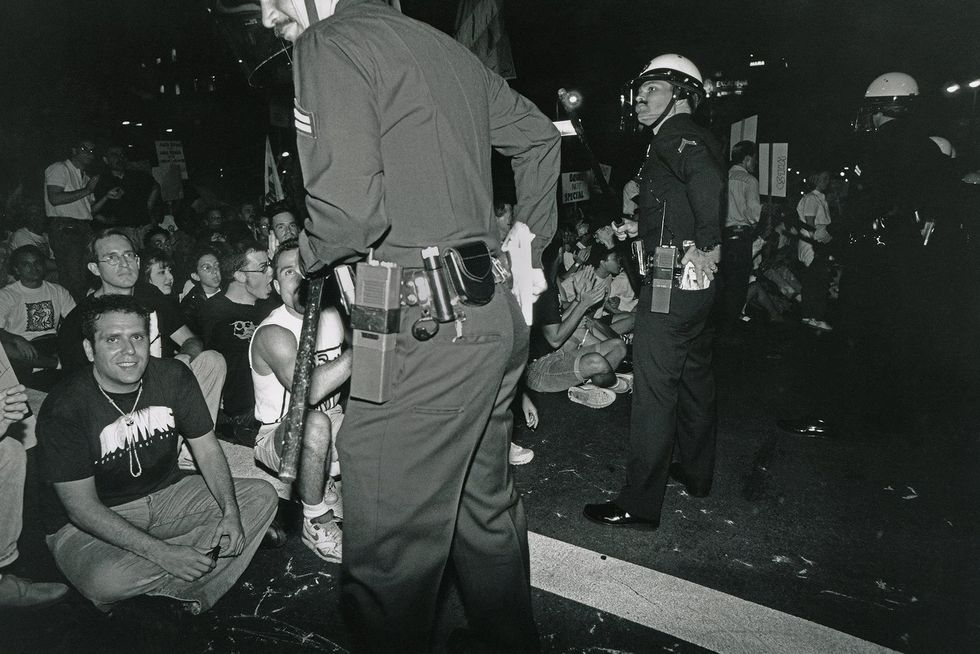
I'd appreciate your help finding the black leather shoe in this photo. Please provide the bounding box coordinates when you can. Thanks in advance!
[777,418,832,437]
[583,502,659,529]
[668,462,711,498]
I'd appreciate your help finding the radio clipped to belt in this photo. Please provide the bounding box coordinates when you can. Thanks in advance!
[403,240,499,342]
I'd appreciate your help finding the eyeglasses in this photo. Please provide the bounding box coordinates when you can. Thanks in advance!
[78,145,95,154]
[197,263,219,274]
[239,261,272,274]
[97,252,139,267]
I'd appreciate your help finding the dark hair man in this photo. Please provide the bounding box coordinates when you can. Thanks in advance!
[260,0,559,650]
[37,295,277,613]
[199,240,275,419]
[45,137,120,302]
[249,239,351,562]
[718,140,762,331]
[57,229,227,467]
[0,245,76,375]
[586,54,724,529]
[93,144,161,233]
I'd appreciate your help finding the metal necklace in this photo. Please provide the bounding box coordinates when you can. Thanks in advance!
[98,381,144,478]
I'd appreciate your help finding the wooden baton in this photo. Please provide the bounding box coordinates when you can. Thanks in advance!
[278,274,326,483]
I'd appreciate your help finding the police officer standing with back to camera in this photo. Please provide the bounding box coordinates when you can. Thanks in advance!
[780,72,947,438]
[259,1,559,652]
[584,54,724,529]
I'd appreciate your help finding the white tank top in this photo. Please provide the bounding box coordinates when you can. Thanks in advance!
[249,304,345,425]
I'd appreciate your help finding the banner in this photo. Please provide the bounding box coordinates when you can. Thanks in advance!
[454,0,516,79]
[729,115,758,155]
[264,137,285,204]
[561,171,590,204]
[155,140,188,180]
[758,143,770,196]
[771,143,789,198]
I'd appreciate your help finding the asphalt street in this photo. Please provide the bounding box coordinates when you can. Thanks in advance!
[4,316,979,654]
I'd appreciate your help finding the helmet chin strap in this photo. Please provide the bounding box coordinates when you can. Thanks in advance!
[648,93,680,132]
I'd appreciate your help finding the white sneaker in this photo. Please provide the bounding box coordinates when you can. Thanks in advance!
[509,442,535,465]
[612,373,633,394]
[567,385,616,409]
[323,477,343,521]
[302,517,342,563]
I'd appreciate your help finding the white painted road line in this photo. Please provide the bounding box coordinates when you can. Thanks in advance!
[528,532,899,654]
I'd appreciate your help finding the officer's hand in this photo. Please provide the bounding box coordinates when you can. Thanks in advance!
[573,246,591,265]
[681,245,721,283]
[612,218,638,241]
[86,176,100,193]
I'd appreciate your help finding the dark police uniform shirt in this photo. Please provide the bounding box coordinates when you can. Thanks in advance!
[851,119,946,224]
[290,0,559,271]
[37,358,213,534]
[636,114,725,254]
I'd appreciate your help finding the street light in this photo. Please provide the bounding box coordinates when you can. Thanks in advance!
[946,83,961,94]
[969,79,980,89]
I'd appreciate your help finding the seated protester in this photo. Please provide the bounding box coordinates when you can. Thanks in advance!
[38,295,277,614]
[57,229,226,439]
[527,260,629,409]
[0,245,76,384]
[249,240,351,562]
[561,247,636,336]
[0,383,69,609]
[8,201,58,280]
[138,248,175,297]
[198,239,275,421]
[144,227,172,255]
[179,245,223,334]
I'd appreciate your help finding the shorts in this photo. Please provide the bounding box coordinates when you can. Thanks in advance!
[254,405,344,474]
[526,348,588,393]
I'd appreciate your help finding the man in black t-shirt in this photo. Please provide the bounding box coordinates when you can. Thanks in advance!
[57,230,226,447]
[199,240,275,418]
[38,295,277,613]
[92,145,160,231]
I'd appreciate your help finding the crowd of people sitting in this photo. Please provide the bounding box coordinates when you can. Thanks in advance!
[1,132,975,619]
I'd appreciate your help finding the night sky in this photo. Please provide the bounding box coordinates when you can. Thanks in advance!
[2,0,978,196]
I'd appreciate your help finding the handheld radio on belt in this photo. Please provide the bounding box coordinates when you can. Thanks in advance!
[650,201,676,314]
[350,261,401,404]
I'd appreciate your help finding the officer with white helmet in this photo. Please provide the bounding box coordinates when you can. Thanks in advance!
[585,54,725,528]
[781,71,947,438]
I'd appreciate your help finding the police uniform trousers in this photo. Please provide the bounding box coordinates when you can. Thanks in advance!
[337,287,538,653]
[616,285,717,520]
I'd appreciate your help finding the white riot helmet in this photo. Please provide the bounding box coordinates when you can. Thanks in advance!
[620,54,706,132]
[930,136,957,158]
[854,72,920,132]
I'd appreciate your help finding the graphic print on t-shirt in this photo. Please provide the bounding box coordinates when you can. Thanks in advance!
[232,320,256,341]
[25,300,55,333]
[97,405,176,465]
